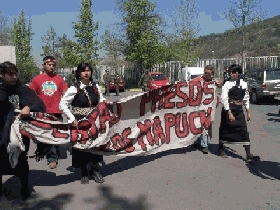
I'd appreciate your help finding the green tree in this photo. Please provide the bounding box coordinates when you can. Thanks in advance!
[72,0,99,68]
[165,0,200,66]
[101,29,125,74]
[11,10,38,83]
[0,11,11,45]
[41,27,73,68]
[116,0,164,72]
[41,26,58,57]
[224,0,268,71]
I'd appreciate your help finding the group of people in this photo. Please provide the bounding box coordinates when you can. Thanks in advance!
[0,56,108,188]
[194,64,260,163]
[0,58,260,199]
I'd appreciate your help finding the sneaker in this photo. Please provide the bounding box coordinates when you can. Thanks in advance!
[217,150,227,158]
[48,161,58,169]
[90,170,105,183]
[81,176,89,184]
[201,147,209,154]
[246,154,260,163]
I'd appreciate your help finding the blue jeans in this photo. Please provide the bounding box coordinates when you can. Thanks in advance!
[197,134,208,148]
[46,145,59,163]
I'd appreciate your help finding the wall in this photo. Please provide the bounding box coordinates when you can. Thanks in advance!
[0,46,16,64]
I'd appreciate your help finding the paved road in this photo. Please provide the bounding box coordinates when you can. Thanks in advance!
[1,92,280,210]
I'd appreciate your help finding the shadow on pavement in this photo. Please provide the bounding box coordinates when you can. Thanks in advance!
[21,193,74,210]
[266,113,280,122]
[207,144,247,162]
[29,169,79,186]
[102,146,198,177]
[246,160,280,180]
[255,97,280,105]
[1,176,73,209]
[83,185,150,210]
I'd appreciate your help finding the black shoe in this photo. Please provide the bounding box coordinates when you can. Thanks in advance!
[246,154,260,163]
[81,176,89,184]
[217,149,227,158]
[201,147,209,154]
[21,187,35,201]
[90,170,105,183]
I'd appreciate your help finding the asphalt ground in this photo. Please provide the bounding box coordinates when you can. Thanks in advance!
[1,92,280,210]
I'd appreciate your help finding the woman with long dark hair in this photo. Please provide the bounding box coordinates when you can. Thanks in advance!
[59,62,107,184]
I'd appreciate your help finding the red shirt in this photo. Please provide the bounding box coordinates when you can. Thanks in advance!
[29,74,68,114]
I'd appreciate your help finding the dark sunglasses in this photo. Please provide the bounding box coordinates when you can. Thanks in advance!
[230,71,238,74]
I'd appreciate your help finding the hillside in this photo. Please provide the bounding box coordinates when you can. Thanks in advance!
[195,15,280,59]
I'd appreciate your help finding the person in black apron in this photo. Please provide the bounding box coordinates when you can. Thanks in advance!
[60,62,109,184]
[217,64,260,163]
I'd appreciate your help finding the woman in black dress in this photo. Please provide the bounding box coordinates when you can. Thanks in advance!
[60,63,108,184]
[217,64,260,163]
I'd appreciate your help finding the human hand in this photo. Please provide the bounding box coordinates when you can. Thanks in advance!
[72,119,78,129]
[247,112,252,121]
[228,112,235,122]
[20,106,30,118]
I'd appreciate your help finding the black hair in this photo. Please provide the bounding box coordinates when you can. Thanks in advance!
[0,61,17,75]
[75,62,93,82]
[230,64,242,74]
[75,62,99,99]
[43,55,56,63]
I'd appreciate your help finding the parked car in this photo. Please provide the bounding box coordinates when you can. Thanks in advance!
[149,72,169,91]
[109,75,126,92]
[243,67,280,104]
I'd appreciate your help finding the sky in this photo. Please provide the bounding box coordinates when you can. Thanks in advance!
[0,0,279,64]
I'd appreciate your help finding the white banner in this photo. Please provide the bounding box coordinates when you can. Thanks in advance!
[17,81,216,157]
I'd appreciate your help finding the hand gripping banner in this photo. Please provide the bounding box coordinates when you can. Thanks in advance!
[15,80,216,159]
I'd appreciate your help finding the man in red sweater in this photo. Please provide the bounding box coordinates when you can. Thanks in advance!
[29,56,68,169]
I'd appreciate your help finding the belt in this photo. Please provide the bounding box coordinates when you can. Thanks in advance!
[229,99,243,105]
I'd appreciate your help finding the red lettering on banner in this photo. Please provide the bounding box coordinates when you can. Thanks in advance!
[121,128,135,152]
[137,119,153,150]
[98,103,111,134]
[164,85,176,109]
[30,119,52,129]
[176,82,188,108]
[140,92,153,116]
[151,89,163,112]
[70,120,91,143]
[110,128,134,152]
[152,116,165,145]
[88,109,99,140]
[175,112,189,138]
[111,134,123,151]
[19,128,35,141]
[164,113,176,144]
[189,80,202,106]
[52,125,69,139]
[107,103,123,126]
[188,111,202,135]
[203,81,214,105]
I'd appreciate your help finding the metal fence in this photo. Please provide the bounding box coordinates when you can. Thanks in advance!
[97,56,280,87]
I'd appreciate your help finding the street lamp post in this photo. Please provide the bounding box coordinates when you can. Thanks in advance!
[212,50,215,59]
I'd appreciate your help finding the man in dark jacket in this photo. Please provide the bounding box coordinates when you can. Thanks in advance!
[0,61,46,200]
